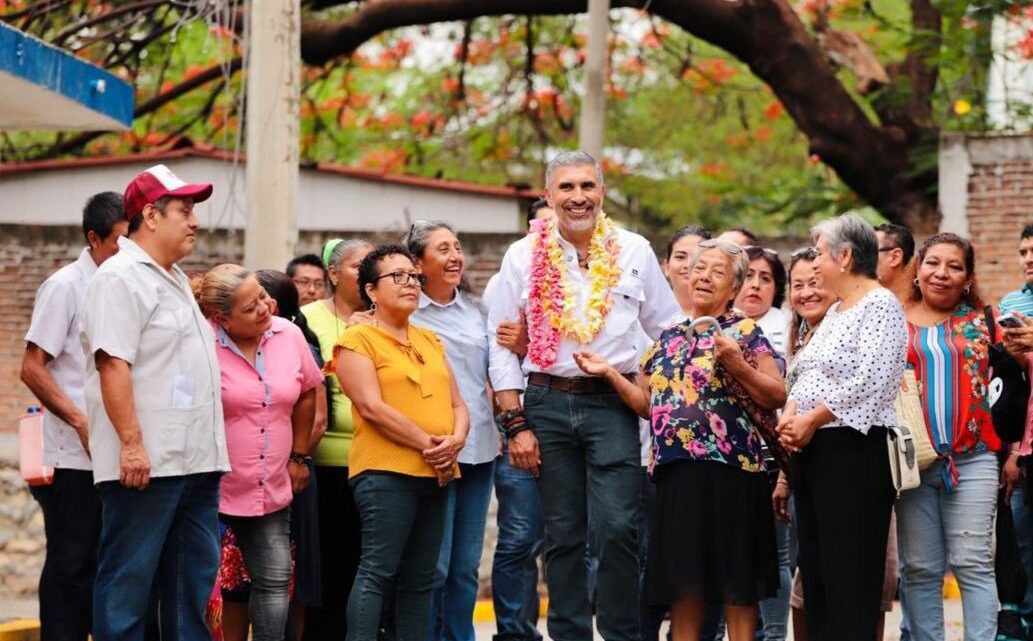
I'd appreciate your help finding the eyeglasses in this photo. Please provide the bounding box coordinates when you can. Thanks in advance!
[790,247,817,259]
[878,246,898,253]
[377,271,427,287]
[292,278,326,290]
[744,245,779,257]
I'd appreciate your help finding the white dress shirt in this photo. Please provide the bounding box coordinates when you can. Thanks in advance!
[23,248,97,470]
[80,236,229,484]
[411,290,499,465]
[755,306,790,359]
[488,226,681,392]
[788,287,906,434]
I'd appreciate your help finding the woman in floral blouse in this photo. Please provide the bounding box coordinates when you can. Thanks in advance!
[575,239,786,641]
[897,233,1001,641]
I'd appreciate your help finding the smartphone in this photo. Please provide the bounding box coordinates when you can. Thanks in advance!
[999,313,1023,329]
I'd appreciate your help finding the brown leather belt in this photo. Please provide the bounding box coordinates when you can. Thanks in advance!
[527,372,632,394]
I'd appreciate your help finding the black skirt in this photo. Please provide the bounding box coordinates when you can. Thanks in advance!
[645,459,778,607]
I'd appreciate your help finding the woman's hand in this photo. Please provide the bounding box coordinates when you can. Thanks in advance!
[573,351,614,378]
[496,310,529,358]
[1002,453,1024,504]
[288,461,310,493]
[778,412,818,453]
[714,333,745,368]
[424,434,465,471]
[772,474,792,524]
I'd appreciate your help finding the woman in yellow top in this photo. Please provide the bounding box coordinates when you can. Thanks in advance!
[299,238,372,641]
[329,244,469,641]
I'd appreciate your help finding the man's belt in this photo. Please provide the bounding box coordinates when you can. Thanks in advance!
[527,372,633,395]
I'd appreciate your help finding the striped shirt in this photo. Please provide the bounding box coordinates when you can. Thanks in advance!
[999,285,1033,316]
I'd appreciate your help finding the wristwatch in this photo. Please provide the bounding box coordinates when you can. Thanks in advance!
[288,452,313,465]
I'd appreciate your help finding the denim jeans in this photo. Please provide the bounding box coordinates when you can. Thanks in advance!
[428,460,496,641]
[523,383,642,641]
[94,472,221,641]
[220,508,292,641]
[30,469,101,641]
[1011,487,1033,620]
[492,444,544,641]
[757,497,792,641]
[307,465,362,641]
[897,452,999,641]
[348,472,448,641]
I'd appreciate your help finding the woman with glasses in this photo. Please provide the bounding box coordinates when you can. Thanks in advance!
[300,238,373,641]
[329,244,470,641]
[575,238,786,641]
[778,214,907,641]
[404,221,497,641]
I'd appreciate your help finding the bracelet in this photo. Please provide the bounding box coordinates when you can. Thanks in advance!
[289,452,312,465]
[499,408,526,429]
[505,423,532,440]
[1009,450,1022,459]
[776,478,790,486]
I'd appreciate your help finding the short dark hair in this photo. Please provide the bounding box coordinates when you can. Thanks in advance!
[746,245,787,309]
[82,192,125,241]
[875,223,916,264]
[127,195,172,234]
[526,198,551,229]
[666,225,712,260]
[727,227,758,244]
[1022,224,1033,241]
[255,269,300,320]
[357,244,414,310]
[286,254,326,278]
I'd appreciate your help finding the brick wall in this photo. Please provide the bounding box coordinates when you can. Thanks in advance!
[0,225,518,431]
[941,133,1033,305]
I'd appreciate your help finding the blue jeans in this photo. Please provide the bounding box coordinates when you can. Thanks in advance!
[220,508,292,641]
[758,499,793,641]
[523,383,642,641]
[492,444,544,641]
[93,472,221,641]
[347,472,448,641]
[1011,487,1033,619]
[428,460,496,641]
[897,452,999,641]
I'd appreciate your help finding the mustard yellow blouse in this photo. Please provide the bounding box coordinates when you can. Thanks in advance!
[330,323,456,479]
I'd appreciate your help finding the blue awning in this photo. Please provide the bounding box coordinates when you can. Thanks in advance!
[0,21,133,131]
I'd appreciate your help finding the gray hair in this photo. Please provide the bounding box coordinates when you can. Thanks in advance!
[195,263,251,319]
[545,151,604,190]
[404,220,456,258]
[690,239,750,295]
[811,213,878,279]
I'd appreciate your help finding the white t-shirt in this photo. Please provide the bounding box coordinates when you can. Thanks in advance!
[755,306,790,359]
[24,248,97,470]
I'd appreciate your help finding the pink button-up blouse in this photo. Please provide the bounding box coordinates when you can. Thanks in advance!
[216,316,323,517]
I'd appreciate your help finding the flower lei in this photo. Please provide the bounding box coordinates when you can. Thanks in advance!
[526,212,622,368]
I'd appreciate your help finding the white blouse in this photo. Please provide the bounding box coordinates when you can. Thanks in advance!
[787,287,906,434]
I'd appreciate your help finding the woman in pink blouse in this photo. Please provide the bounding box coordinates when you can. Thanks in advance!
[196,264,323,641]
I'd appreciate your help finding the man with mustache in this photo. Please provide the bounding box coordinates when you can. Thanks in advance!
[488,151,680,641]
[80,165,230,641]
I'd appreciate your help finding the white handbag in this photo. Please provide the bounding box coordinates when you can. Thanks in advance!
[886,424,921,497]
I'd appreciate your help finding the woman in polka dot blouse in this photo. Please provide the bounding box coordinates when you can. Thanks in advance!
[777,213,907,641]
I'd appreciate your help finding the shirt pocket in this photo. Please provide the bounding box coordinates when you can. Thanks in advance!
[607,280,645,338]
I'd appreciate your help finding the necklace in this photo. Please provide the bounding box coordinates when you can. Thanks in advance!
[526,212,622,368]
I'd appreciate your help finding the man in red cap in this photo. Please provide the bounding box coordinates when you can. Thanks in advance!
[80,164,229,641]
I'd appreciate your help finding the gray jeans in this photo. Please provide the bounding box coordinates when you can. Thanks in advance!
[523,382,642,641]
[220,507,292,641]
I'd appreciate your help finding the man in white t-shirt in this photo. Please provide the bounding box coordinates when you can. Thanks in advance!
[21,192,127,641]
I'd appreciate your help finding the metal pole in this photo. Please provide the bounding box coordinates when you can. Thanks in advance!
[578,0,609,159]
[243,0,300,270]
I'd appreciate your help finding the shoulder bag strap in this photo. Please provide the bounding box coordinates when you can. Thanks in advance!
[984,305,997,344]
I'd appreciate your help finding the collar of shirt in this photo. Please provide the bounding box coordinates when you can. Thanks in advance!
[215,321,281,377]
[116,236,191,295]
[418,289,466,310]
[74,247,99,279]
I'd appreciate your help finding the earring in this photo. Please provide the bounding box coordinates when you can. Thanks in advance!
[914,278,920,287]
[963,285,971,296]
[840,266,846,274]
[370,302,377,312]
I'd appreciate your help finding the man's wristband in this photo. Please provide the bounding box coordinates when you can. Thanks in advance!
[289,452,312,465]
[504,423,532,440]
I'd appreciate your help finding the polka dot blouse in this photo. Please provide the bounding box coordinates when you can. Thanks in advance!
[787,287,907,434]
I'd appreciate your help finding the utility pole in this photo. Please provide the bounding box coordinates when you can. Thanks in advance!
[579,0,609,159]
[243,0,300,270]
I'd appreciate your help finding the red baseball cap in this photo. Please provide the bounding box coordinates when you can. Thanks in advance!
[123,164,213,220]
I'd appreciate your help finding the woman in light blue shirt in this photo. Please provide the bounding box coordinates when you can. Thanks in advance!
[406,220,498,641]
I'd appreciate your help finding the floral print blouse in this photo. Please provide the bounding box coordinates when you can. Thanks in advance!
[641,311,777,476]
[906,304,1001,488]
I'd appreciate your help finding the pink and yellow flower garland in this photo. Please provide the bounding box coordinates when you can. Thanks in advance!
[526,213,622,368]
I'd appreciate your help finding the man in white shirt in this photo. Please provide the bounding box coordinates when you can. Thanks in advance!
[488,151,680,641]
[81,165,229,641]
[20,192,127,641]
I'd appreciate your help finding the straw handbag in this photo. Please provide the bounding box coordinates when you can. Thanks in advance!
[895,369,937,471]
